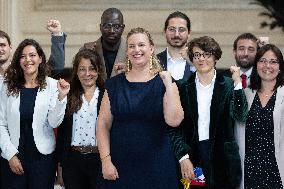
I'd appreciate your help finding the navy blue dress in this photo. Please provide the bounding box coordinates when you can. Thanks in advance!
[104,73,179,189]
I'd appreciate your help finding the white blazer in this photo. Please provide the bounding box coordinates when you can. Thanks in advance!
[235,86,284,189]
[0,77,67,161]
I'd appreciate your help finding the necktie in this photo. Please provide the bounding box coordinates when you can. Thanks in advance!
[241,73,247,88]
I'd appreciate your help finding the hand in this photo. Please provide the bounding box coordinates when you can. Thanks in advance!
[159,71,173,88]
[230,65,241,85]
[9,155,24,175]
[180,46,189,61]
[114,62,125,74]
[180,159,195,181]
[56,163,64,187]
[102,159,119,180]
[57,78,70,101]
[258,36,269,48]
[46,20,62,35]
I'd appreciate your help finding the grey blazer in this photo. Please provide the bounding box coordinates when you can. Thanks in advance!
[235,86,284,189]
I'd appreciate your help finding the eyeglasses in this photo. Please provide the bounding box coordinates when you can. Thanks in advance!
[167,26,187,34]
[78,66,97,74]
[193,52,212,60]
[101,23,124,31]
[258,58,279,66]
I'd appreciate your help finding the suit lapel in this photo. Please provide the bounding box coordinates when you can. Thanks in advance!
[95,39,108,80]
[273,86,284,159]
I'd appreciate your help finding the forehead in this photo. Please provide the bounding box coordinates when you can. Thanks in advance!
[0,37,9,45]
[262,50,277,58]
[79,57,92,66]
[22,45,37,53]
[101,13,123,24]
[128,33,149,44]
[168,17,187,27]
[237,39,257,48]
[192,46,203,52]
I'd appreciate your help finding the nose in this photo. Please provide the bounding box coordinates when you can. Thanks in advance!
[174,30,179,36]
[110,26,114,33]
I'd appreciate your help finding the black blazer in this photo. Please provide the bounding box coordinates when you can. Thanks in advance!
[157,49,193,80]
[56,88,104,164]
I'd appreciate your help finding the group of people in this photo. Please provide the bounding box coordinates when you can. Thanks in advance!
[0,7,283,189]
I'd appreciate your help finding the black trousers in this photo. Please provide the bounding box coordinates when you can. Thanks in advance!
[62,151,103,189]
[0,153,55,189]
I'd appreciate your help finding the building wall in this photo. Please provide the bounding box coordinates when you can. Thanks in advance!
[1,0,284,69]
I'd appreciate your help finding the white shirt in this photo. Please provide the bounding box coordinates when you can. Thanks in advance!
[196,71,216,141]
[166,48,187,80]
[71,87,99,146]
[0,75,3,89]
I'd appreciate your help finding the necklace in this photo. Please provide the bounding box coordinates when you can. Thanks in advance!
[259,90,273,97]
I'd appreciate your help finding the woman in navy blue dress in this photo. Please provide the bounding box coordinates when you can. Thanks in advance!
[96,27,184,189]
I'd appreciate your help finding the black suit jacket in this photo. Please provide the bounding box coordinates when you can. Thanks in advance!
[157,49,193,80]
[56,88,104,165]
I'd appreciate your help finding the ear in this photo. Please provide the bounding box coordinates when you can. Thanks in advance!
[39,56,42,64]
[233,49,237,57]
[150,45,155,54]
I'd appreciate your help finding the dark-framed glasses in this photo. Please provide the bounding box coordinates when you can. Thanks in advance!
[258,58,279,66]
[167,26,187,34]
[193,52,212,59]
[101,23,124,31]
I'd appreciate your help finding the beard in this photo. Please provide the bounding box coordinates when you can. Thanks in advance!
[235,55,254,69]
[0,57,9,65]
[167,37,187,48]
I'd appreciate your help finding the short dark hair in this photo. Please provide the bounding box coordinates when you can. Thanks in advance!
[233,33,258,51]
[164,11,191,31]
[250,44,284,90]
[0,30,11,46]
[187,36,222,62]
[101,8,124,23]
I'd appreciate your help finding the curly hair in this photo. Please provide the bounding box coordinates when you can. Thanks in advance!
[4,39,50,96]
[126,27,162,74]
[66,49,104,116]
[250,44,284,91]
[187,36,222,63]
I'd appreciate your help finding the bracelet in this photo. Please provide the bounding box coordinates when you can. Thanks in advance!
[100,153,110,161]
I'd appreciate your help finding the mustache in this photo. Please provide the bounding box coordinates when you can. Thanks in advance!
[171,37,182,40]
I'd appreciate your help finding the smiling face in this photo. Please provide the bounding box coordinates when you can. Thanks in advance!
[257,50,280,83]
[127,33,154,69]
[192,46,215,74]
[19,45,42,77]
[77,57,98,89]
[234,39,257,70]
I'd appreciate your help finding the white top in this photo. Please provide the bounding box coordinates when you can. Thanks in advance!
[71,87,99,146]
[166,48,187,80]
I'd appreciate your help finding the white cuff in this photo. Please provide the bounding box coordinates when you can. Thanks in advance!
[179,154,189,163]
[234,82,242,90]
[52,32,63,36]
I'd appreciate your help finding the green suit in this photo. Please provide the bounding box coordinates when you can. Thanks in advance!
[168,73,247,188]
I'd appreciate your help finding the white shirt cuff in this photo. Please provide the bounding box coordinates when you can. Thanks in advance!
[234,82,242,90]
[179,154,189,163]
[52,32,63,36]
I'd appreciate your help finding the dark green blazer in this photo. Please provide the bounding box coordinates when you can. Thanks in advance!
[168,72,248,188]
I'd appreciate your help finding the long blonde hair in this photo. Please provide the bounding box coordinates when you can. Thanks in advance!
[126,27,162,74]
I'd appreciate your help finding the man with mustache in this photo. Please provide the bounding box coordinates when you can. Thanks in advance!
[223,33,258,88]
[157,11,195,81]
[83,8,126,80]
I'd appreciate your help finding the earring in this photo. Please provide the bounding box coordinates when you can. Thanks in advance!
[149,56,153,71]
[126,58,131,72]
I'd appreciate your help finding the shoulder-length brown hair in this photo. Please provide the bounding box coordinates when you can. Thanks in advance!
[4,39,50,96]
[66,49,104,116]
[250,44,284,91]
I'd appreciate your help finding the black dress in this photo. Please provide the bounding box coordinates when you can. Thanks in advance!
[103,74,179,189]
[244,91,283,189]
